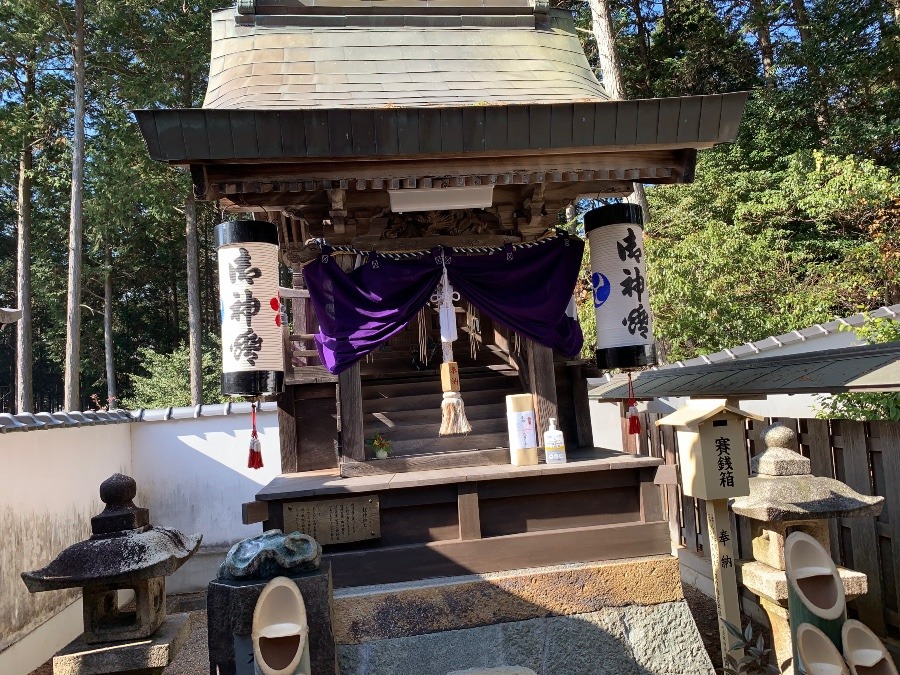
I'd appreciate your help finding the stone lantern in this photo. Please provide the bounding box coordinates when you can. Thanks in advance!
[21,473,201,674]
[731,424,883,675]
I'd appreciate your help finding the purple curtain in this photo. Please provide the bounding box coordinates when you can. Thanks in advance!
[303,234,584,374]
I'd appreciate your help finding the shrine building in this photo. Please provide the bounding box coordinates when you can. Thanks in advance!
[136,0,747,588]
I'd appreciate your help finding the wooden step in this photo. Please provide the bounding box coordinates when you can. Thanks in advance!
[362,388,516,413]
[362,373,520,400]
[359,362,516,383]
[363,402,505,429]
[365,416,508,442]
[390,431,509,456]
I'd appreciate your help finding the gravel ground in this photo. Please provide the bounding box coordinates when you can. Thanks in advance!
[682,583,774,670]
[30,584,770,674]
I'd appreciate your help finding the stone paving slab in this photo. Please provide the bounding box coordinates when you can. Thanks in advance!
[336,601,714,675]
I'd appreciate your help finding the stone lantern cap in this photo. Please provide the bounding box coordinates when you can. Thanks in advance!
[21,473,201,592]
[730,423,883,523]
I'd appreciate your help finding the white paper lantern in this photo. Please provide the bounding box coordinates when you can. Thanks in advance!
[585,204,657,370]
[215,220,284,396]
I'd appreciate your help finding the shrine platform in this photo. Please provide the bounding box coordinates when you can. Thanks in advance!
[249,449,669,588]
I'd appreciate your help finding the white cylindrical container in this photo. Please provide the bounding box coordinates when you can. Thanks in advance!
[506,393,538,466]
[216,220,284,396]
[585,204,657,371]
[544,417,567,464]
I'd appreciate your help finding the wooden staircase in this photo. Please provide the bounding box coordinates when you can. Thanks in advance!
[361,360,522,459]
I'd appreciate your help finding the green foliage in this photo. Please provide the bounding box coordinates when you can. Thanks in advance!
[720,620,778,675]
[644,146,899,362]
[119,340,228,410]
[816,317,900,421]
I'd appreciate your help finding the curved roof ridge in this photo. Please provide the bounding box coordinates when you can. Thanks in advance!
[204,6,608,110]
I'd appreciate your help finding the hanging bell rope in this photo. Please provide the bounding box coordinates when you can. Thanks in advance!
[626,372,641,436]
[434,264,472,436]
[248,401,264,469]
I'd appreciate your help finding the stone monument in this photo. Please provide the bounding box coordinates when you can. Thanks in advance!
[731,423,883,675]
[21,473,201,674]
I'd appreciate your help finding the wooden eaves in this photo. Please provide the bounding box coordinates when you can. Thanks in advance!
[134,93,748,203]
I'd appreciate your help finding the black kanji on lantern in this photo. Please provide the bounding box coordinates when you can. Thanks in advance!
[228,247,262,284]
[622,304,649,338]
[230,289,260,327]
[620,267,645,302]
[232,328,264,365]
[617,227,643,263]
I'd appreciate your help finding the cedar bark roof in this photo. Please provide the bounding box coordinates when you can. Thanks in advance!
[204,3,608,109]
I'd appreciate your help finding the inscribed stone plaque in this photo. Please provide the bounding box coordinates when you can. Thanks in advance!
[283,496,380,545]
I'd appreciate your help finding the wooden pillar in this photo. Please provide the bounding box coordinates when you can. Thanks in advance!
[570,364,594,448]
[639,467,665,523]
[339,361,365,462]
[526,340,557,446]
[707,498,743,668]
[278,386,299,474]
[457,483,481,541]
[295,384,340,472]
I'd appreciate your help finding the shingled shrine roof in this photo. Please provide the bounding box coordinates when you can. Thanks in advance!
[134,1,749,220]
[204,0,609,109]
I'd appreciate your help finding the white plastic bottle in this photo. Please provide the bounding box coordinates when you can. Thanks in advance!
[544,418,567,464]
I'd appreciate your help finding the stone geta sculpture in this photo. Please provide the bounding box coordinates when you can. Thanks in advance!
[218,529,321,581]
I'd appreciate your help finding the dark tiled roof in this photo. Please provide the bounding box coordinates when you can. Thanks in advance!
[588,343,900,400]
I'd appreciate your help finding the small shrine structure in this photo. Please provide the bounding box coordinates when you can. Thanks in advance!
[136,0,747,587]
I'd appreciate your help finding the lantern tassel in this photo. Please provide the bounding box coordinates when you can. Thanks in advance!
[435,263,471,436]
[248,402,264,469]
[626,372,641,436]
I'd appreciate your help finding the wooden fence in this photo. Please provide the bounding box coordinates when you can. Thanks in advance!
[624,413,900,639]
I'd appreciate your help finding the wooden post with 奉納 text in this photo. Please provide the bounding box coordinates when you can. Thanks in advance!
[657,400,763,670]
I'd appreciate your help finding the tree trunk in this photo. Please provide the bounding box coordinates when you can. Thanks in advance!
[749,0,776,86]
[629,0,654,96]
[185,191,203,405]
[590,0,626,98]
[791,0,812,46]
[63,0,85,412]
[104,243,117,404]
[15,59,35,414]
[589,0,651,221]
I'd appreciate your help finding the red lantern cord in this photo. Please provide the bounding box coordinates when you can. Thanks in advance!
[626,372,641,436]
[248,402,264,470]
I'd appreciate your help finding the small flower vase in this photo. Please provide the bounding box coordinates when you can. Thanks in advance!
[375,449,389,460]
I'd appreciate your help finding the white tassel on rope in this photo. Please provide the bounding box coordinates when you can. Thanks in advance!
[435,264,472,436]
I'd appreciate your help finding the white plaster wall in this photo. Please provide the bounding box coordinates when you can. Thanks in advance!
[735,394,820,420]
[129,411,280,548]
[0,423,132,675]
[589,398,624,451]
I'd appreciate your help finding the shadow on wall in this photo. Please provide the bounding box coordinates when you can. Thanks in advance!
[0,422,132,661]
[130,413,282,548]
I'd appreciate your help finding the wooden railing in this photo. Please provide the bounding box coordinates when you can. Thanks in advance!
[625,413,900,638]
[279,286,335,384]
